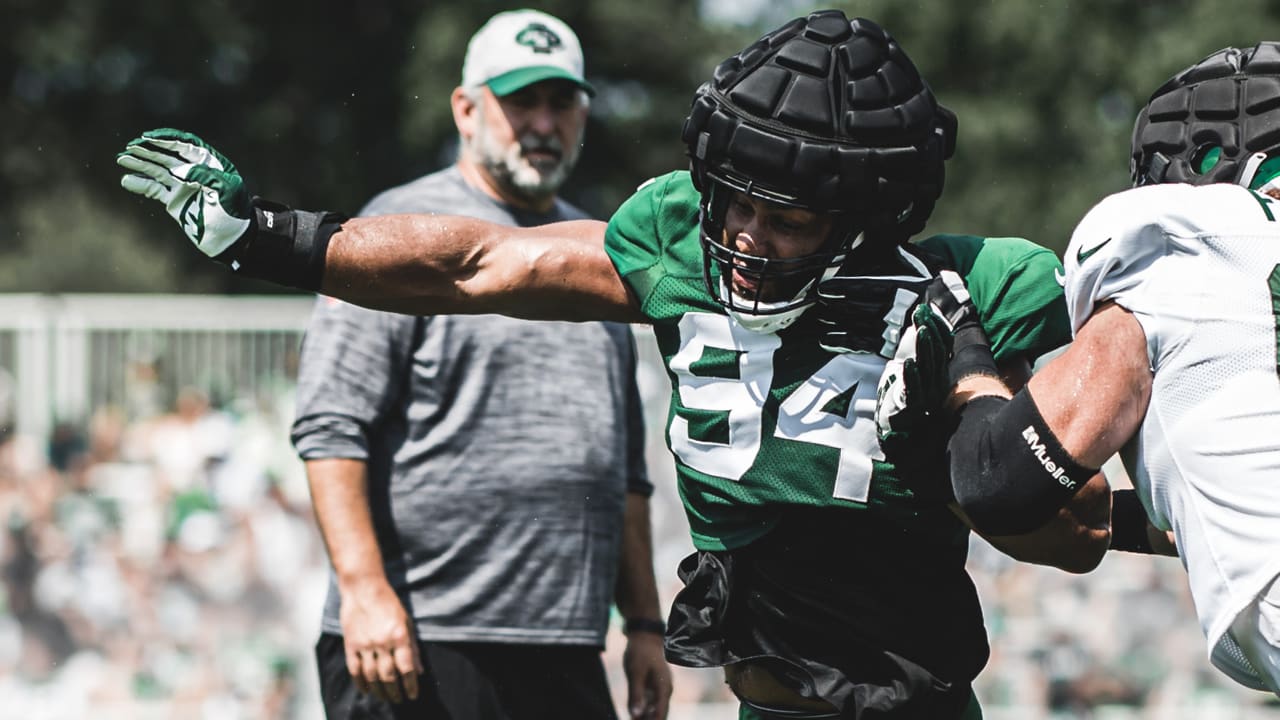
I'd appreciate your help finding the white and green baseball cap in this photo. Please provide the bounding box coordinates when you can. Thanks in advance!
[461,9,594,97]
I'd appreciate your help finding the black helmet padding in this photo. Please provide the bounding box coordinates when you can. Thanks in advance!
[682,11,956,241]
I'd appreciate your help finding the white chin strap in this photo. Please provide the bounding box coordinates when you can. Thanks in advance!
[1239,152,1270,189]
[720,269,818,333]
[725,294,813,333]
[721,236,863,334]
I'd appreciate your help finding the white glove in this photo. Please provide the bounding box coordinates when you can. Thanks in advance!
[117,128,251,258]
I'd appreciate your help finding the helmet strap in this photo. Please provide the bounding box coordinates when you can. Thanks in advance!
[1237,152,1271,189]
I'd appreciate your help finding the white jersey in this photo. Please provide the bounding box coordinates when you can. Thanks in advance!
[1062,182,1280,688]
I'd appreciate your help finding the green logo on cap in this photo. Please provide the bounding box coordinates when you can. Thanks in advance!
[516,23,562,54]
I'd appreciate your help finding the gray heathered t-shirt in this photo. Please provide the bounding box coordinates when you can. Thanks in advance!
[291,166,650,646]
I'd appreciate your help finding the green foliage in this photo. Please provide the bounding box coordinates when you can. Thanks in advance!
[4,1,1279,291]
[0,185,214,292]
[0,0,750,292]
[807,0,1280,250]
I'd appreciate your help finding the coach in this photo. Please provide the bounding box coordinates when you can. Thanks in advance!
[290,10,670,719]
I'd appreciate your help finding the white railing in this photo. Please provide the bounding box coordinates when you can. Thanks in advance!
[0,294,316,443]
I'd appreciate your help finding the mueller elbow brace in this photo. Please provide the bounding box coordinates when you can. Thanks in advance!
[948,390,1098,535]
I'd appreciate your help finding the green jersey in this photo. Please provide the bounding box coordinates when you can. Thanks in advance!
[605,171,1070,551]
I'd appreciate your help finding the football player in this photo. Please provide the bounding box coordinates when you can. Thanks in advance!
[117,10,1111,718]
[891,42,1280,697]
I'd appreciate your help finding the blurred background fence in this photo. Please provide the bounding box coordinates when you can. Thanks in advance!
[0,295,313,443]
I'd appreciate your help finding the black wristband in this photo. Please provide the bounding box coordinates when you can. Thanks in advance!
[1110,489,1156,554]
[949,324,1000,384]
[623,618,666,636]
[214,198,344,291]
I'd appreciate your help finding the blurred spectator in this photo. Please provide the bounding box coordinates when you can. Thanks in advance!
[0,367,15,446]
[0,381,322,719]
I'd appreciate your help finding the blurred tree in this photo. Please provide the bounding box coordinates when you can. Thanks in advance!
[1,0,746,293]
[3,1,1279,293]
[790,0,1280,251]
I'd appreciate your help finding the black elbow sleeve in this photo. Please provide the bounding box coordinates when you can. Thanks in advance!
[948,390,1098,536]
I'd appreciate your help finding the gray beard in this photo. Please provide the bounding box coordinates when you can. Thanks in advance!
[469,108,582,203]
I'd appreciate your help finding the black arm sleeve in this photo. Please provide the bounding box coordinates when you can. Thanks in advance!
[947,390,1099,535]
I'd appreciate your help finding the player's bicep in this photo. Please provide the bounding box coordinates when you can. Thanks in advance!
[1026,302,1151,468]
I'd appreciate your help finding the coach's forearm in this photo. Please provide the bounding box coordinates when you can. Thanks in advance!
[306,458,388,591]
[614,494,663,625]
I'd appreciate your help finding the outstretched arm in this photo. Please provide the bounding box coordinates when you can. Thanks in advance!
[973,472,1113,573]
[323,214,644,321]
[117,128,646,323]
[941,352,1112,573]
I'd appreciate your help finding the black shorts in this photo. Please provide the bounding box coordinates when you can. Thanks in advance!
[664,509,988,719]
[315,633,618,720]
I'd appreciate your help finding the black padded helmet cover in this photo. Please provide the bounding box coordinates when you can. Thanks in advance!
[1132,42,1280,186]
[682,11,957,241]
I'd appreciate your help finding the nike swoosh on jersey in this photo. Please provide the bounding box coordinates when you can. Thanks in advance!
[1076,237,1112,264]
[1054,268,1066,287]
